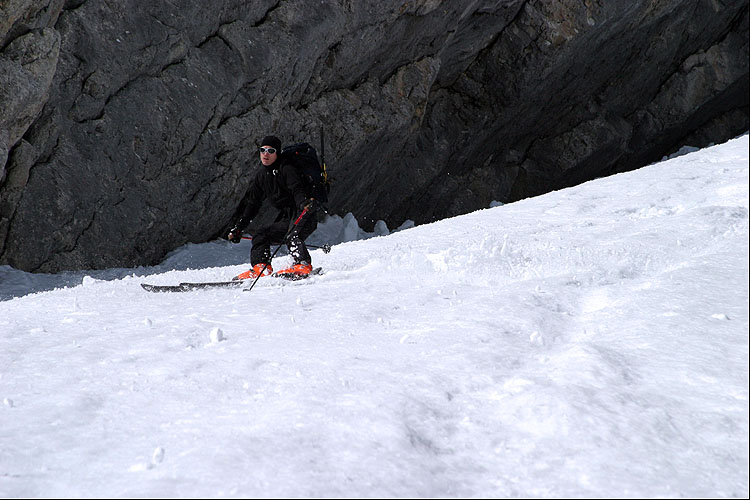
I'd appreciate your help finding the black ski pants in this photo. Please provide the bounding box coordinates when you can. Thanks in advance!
[250,214,317,266]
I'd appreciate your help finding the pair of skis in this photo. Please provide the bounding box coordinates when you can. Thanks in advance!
[140,267,322,293]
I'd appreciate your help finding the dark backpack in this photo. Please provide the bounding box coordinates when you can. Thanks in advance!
[281,142,330,203]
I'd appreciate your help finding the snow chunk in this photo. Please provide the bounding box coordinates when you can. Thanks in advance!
[209,327,224,343]
[151,447,165,465]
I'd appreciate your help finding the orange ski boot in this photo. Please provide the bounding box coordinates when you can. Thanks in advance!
[232,263,273,281]
[273,262,313,280]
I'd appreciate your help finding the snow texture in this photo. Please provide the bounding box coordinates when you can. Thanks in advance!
[1,135,748,498]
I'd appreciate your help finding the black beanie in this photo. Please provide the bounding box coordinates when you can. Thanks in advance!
[260,135,281,152]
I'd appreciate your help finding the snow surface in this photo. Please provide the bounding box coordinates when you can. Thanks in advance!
[1,135,748,498]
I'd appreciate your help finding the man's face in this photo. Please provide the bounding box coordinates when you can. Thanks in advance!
[259,146,277,166]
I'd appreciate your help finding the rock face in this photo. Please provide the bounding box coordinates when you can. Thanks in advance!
[1,0,748,273]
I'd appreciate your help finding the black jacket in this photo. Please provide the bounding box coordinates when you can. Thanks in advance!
[236,158,308,228]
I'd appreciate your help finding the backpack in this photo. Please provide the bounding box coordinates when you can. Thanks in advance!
[281,142,330,203]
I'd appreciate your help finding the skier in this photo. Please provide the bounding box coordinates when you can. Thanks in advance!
[227,135,317,280]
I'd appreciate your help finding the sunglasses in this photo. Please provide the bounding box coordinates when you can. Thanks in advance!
[259,147,277,154]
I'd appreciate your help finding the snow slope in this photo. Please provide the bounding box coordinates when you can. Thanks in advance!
[1,135,748,498]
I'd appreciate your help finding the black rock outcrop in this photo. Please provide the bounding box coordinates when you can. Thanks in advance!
[1,0,747,272]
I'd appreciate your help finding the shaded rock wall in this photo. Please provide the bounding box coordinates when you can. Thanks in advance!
[1,0,747,272]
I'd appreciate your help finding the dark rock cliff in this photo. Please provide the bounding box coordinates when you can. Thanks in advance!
[1,0,748,273]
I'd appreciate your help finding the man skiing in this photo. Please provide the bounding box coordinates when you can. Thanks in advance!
[227,135,317,280]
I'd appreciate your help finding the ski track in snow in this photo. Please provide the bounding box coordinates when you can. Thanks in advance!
[0,135,748,498]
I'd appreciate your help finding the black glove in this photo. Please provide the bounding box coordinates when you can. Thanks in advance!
[298,198,318,214]
[227,226,242,243]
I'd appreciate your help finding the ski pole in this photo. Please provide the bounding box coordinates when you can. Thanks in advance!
[319,126,330,216]
[245,207,309,293]
[240,236,331,253]
[310,243,332,253]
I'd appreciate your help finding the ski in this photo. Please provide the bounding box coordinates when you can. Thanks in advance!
[140,281,244,293]
[272,266,323,281]
[141,268,323,293]
[242,267,323,290]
